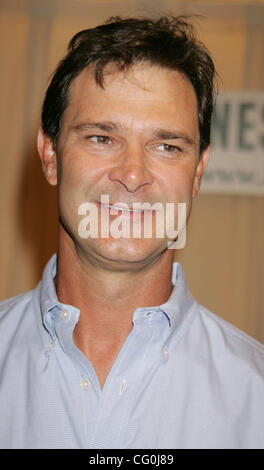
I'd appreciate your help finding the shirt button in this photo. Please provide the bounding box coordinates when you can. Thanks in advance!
[80,379,91,390]
[61,309,70,320]
[46,341,54,352]
[162,345,169,360]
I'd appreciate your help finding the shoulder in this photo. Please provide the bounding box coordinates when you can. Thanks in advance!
[192,303,264,378]
[0,288,39,347]
[0,289,35,319]
[198,304,264,353]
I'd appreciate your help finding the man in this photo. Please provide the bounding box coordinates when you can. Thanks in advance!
[0,15,264,449]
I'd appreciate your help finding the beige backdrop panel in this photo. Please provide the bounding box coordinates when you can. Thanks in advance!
[1,0,264,342]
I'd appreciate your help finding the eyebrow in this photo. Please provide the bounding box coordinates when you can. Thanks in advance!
[71,121,122,133]
[71,121,196,145]
[152,128,195,145]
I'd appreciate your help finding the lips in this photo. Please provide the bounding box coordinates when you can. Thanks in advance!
[96,200,155,217]
[102,203,153,213]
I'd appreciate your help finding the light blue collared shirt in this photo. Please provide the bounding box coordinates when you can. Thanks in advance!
[1,254,264,449]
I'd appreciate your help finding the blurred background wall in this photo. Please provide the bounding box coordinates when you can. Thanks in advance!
[1,0,264,341]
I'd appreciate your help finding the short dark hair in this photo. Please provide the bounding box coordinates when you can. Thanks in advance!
[41,15,216,152]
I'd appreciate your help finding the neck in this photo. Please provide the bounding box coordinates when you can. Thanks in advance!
[55,225,175,387]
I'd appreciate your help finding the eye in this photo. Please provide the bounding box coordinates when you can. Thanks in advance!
[156,143,182,153]
[88,135,112,145]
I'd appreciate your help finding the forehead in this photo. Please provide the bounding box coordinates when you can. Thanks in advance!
[62,62,198,133]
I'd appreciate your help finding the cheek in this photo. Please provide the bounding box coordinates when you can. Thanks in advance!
[57,156,90,226]
[162,165,196,202]
[58,151,103,197]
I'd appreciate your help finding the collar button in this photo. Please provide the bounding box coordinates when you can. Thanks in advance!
[61,309,70,320]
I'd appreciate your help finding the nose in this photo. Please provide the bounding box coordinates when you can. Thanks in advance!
[108,144,154,193]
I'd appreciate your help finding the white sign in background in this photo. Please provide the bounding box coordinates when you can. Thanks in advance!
[201,92,264,196]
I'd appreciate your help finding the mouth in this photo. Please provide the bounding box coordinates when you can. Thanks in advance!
[96,201,156,217]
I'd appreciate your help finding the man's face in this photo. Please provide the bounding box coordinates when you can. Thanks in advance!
[39,63,209,269]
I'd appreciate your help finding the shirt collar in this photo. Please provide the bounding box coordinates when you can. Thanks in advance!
[40,253,60,315]
[159,262,196,332]
[39,253,196,338]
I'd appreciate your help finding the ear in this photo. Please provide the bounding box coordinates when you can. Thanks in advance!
[37,127,58,186]
[192,145,210,198]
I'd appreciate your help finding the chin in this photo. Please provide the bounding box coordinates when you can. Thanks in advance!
[84,237,168,269]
